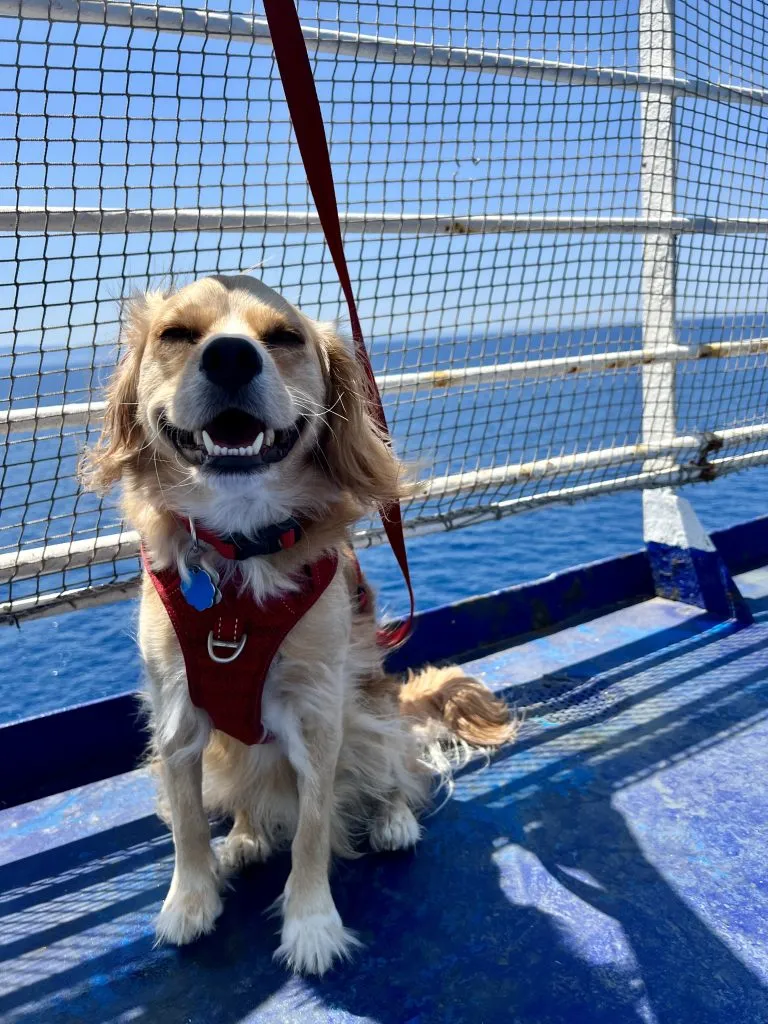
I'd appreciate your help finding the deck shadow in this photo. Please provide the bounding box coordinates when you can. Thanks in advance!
[2,621,768,1023]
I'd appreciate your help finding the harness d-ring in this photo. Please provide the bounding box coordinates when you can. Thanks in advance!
[207,631,248,664]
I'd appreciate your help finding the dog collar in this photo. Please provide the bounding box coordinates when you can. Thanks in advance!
[173,513,303,560]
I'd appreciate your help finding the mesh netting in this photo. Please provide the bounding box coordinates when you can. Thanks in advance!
[1,1,767,620]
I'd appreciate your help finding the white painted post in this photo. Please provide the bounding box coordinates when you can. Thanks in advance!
[638,0,749,620]
[639,0,677,473]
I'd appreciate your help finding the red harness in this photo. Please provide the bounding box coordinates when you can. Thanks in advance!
[144,552,339,746]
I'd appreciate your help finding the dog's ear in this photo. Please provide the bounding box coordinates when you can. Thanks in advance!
[320,329,404,509]
[80,293,153,493]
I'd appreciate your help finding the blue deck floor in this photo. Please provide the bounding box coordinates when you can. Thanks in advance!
[2,580,768,1023]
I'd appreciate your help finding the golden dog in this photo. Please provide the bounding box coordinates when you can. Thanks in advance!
[83,275,513,975]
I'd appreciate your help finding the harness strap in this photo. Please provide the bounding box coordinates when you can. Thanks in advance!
[262,1,415,647]
[143,548,340,746]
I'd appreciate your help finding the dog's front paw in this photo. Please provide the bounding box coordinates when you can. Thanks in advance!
[155,872,223,946]
[275,904,361,976]
[370,801,422,852]
[217,830,272,877]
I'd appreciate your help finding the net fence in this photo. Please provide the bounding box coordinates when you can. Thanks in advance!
[1,0,768,621]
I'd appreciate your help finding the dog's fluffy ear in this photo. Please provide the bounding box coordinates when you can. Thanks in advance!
[80,293,153,493]
[320,329,404,509]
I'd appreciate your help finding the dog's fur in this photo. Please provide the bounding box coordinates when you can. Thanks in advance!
[82,275,514,975]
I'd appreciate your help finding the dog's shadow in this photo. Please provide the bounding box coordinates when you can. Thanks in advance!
[5,621,768,1024]
[3,783,766,1024]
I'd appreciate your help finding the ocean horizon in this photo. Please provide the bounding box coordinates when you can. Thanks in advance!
[1,314,766,725]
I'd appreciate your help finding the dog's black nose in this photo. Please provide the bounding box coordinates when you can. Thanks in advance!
[201,335,262,393]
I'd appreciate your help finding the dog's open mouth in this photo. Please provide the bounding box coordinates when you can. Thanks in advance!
[160,409,305,473]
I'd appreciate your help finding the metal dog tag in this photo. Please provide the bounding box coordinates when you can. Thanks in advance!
[180,562,222,611]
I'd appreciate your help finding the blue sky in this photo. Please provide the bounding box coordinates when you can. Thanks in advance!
[0,1,766,355]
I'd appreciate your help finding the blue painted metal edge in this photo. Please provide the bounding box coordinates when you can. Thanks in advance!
[0,549,650,810]
[642,491,754,623]
[710,513,768,576]
[0,693,147,811]
[646,542,753,624]
[1,512,765,811]
[385,547,653,674]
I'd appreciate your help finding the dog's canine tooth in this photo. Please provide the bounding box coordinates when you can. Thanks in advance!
[202,430,215,455]
[253,432,264,455]
[264,428,275,448]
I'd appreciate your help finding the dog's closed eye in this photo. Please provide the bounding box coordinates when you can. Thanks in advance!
[263,328,304,349]
[160,325,199,344]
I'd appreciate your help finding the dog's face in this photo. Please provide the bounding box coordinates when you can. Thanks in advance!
[138,275,324,486]
[85,275,401,524]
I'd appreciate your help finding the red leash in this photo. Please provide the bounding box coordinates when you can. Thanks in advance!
[263,1,415,646]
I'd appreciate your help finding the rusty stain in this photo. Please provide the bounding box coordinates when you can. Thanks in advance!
[445,220,468,235]
[430,370,453,389]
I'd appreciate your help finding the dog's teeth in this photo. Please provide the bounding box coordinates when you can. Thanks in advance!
[253,432,264,455]
[237,447,245,456]
[264,428,275,448]
[201,430,215,455]
[245,445,254,456]
[212,444,221,456]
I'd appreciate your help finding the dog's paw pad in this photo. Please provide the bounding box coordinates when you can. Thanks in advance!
[370,803,422,852]
[217,832,272,877]
[275,908,361,976]
[155,878,223,946]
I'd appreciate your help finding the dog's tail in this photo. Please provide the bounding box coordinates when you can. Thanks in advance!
[398,664,516,760]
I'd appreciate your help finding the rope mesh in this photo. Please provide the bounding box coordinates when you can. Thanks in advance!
[1,1,768,619]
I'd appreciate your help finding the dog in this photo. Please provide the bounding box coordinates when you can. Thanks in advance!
[82,274,514,975]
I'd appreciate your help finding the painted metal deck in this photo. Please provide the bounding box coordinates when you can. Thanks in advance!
[2,583,768,1023]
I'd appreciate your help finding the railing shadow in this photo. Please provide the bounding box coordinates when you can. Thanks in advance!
[1,619,767,1023]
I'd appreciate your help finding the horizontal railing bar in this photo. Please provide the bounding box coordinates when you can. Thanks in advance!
[0,530,138,584]
[381,339,768,392]
[2,0,767,108]
[5,422,768,583]
[0,578,140,625]
[0,401,103,434]
[7,442,768,622]
[417,425,768,501]
[5,338,768,435]
[5,208,768,238]
[359,447,768,545]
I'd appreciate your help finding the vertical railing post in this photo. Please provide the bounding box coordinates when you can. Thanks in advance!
[638,0,751,622]
[639,0,678,459]
[638,0,675,460]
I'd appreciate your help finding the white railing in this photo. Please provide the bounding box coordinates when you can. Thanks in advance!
[3,0,768,107]
[1,0,767,622]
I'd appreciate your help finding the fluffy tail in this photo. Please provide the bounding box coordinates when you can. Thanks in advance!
[399,664,516,751]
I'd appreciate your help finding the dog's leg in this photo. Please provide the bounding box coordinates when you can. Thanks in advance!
[155,752,222,945]
[218,808,272,877]
[275,715,360,975]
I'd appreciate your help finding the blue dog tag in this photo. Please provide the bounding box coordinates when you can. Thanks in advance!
[180,564,221,611]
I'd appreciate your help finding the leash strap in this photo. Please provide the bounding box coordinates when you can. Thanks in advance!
[262,0,414,646]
